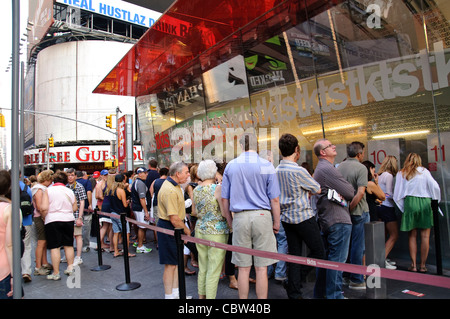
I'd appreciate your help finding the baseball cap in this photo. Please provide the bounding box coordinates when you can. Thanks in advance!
[100,169,109,176]
[115,174,125,182]
[136,167,147,174]
[93,171,100,178]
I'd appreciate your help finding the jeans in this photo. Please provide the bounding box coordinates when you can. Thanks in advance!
[282,217,326,299]
[0,274,12,299]
[349,212,370,283]
[316,223,352,299]
[268,222,287,280]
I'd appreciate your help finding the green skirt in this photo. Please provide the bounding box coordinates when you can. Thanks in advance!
[400,196,433,231]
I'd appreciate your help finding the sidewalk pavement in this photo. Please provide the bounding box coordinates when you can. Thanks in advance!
[22,233,450,300]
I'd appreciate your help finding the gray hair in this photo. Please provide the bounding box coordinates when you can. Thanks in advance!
[239,132,258,152]
[169,161,188,177]
[347,141,365,158]
[197,160,217,181]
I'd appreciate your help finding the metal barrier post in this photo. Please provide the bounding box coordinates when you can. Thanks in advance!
[365,221,386,299]
[91,209,111,271]
[174,228,186,299]
[116,213,141,291]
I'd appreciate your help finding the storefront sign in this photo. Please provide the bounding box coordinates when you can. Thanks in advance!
[56,0,161,27]
[24,145,143,166]
[204,41,450,130]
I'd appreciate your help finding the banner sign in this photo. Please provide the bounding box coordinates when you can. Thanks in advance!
[56,0,162,27]
[24,144,142,166]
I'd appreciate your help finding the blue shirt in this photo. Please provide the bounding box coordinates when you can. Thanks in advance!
[76,178,92,210]
[20,181,33,226]
[221,151,280,212]
[276,160,320,224]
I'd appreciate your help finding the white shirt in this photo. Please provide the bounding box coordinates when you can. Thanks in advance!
[378,172,395,207]
[393,167,440,212]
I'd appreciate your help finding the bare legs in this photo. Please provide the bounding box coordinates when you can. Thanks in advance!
[385,221,399,258]
[50,246,74,275]
[163,264,179,298]
[237,266,268,299]
[408,228,431,272]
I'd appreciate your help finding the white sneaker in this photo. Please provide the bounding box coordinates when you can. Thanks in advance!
[385,260,397,269]
[349,281,366,290]
[386,258,396,266]
[73,256,83,266]
[136,246,152,253]
[60,256,67,263]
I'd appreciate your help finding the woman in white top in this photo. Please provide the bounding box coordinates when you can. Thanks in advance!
[42,171,77,280]
[394,153,440,273]
[377,156,399,269]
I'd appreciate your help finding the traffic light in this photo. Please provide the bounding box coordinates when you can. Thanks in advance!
[48,136,54,147]
[0,113,5,127]
[106,114,113,129]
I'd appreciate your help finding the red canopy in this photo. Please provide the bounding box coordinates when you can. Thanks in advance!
[93,0,335,96]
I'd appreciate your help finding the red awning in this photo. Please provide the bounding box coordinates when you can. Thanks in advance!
[93,0,335,96]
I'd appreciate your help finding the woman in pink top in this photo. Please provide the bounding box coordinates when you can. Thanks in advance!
[0,170,16,299]
[42,171,77,281]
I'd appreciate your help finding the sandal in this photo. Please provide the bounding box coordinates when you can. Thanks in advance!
[185,269,196,276]
[408,265,417,272]
[114,252,124,258]
[419,266,427,273]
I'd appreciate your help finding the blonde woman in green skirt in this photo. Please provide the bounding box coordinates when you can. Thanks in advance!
[394,153,441,273]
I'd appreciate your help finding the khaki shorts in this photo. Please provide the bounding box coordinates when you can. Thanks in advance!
[33,217,46,241]
[74,225,83,236]
[231,210,278,267]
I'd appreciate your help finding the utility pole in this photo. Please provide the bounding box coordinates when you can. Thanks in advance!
[11,0,22,299]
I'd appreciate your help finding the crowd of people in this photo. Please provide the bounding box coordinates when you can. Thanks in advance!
[0,133,442,299]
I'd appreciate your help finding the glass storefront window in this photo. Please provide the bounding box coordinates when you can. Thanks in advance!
[130,0,449,268]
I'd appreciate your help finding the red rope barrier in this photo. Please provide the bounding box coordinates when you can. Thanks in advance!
[98,211,450,290]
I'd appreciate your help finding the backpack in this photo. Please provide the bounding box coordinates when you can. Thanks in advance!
[20,184,34,217]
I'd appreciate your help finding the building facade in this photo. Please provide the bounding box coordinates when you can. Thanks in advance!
[23,0,162,174]
[95,0,450,267]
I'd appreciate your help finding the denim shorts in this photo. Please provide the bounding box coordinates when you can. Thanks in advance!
[111,213,130,234]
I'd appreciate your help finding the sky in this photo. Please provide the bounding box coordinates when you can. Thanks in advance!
[0,0,29,169]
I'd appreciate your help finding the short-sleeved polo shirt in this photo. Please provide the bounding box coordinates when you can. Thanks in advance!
[157,177,186,221]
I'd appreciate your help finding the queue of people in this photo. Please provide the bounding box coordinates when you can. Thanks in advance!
[0,133,442,299]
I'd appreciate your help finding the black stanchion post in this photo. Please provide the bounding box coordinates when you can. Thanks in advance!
[432,200,443,275]
[91,208,111,271]
[116,212,141,291]
[174,228,186,299]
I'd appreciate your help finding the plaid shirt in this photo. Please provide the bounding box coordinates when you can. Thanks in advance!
[67,181,87,219]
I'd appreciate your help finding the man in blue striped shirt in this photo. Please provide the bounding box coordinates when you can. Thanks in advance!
[276,133,325,299]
